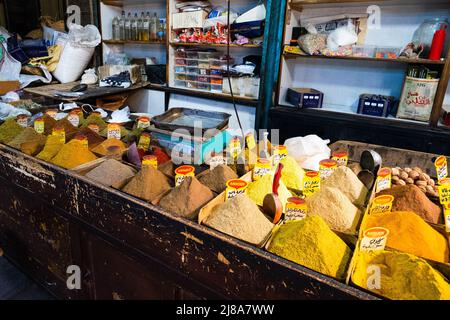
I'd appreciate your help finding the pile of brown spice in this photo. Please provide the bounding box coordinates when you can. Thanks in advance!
[198,165,238,193]
[42,114,57,136]
[54,117,79,141]
[7,127,47,156]
[86,159,137,189]
[159,176,214,220]
[122,165,171,202]
[91,138,127,156]
[377,184,442,224]
[76,127,105,150]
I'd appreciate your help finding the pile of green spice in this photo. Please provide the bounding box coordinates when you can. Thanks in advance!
[0,118,25,143]
[7,127,47,156]
[81,114,107,132]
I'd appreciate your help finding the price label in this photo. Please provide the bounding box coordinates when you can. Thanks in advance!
[34,118,44,134]
[375,168,392,193]
[225,179,248,200]
[107,124,121,140]
[245,133,256,150]
[360,227,389,252]
[75,134,89,148]
[68,113,80,127]
[303,171,320,196]
[142,155,158,169]
[370,195,394,214]
[175,165,195,187]
[52,127,66,144]
[137,117,150,129]
[16,115,28,128]
[88,124,100,134]
[253,158,272,181]
[319,159,337,180]
[435,156,448,182]
[272,145,288,165]
[209,155,225,170]
[45,109,58,119]
[332,151,349,167]
[138,133,151,152]
[229,137,241,159]
[438,183,450,205]
[285,197,307,221]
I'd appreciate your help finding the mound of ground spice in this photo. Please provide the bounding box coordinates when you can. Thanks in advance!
[51,139,97,169]
[198,165,238,193]
[42,114,57,136]
[99,125,130,139]
[306,186,361,234]
[280,155,305,191]
[322,166,368,207]
[122,165,171,202]
[363,211,449,263]
[7,127,46,156]
[204,194,273,245]
[76,127,105,150]
[0,118,24,143]
[54,117,79,141]
[377,184,442,224]
[352,250,450,300]
[159,161,176,179]
[81,114,107,132]
[91,138,127,156]
[268,216,352,280]
[86,159,137,189]
[246,173,292,211]
[36,135,65,162]
[159,176,214,220]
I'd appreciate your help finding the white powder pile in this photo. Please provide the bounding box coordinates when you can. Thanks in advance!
[306,186,361,234]
[322,166,368,207]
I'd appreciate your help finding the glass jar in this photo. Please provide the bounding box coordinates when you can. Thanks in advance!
[412,18,448,57]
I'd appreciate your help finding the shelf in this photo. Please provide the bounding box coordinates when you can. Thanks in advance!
[103,39,166,45]
[101,0,166,6]
[170,42,262,49]
[283,53,446,65]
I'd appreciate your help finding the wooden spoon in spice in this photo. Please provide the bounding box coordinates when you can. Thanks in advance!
[263,163,284,224]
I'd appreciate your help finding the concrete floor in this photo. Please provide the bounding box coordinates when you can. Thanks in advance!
[0,257,53,300]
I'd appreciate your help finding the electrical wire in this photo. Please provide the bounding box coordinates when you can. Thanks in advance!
[226,0,245,140]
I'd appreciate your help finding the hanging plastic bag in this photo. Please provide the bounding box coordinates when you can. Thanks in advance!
[0,42,21,81]
[327,19,358,51]
[53,24,101,84]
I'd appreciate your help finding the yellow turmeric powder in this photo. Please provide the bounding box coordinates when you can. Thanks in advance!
[363,211,449,263]
[268,216,352,280]
[352,250,450,300]
[51,139,97,169]
[36,135,65,162]
[246,173,292,211]
[280,155,305,191]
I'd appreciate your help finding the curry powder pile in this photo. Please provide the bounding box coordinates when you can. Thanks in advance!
[51,139,97,169]
[280,155,305,191]
[268,215,352,280]
[0,118,24,143]
[7,127,46,156]
[352,250,450,300]
[246,173,292,211]
[36,135,65,162]
[91,138,127,156]
[363,211,449,263]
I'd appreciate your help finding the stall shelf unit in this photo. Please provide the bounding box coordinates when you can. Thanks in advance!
[269,0,450,153]
[99,0,272,115]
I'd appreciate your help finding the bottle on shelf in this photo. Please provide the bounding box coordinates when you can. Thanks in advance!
[112,16,120,40]
[150,12,158,41]
[142,11,150,41]
[131,13,139,41]
[125,12,132,40]
[157,18,165,41]
[137,12,144,41]
[119,11,126,40]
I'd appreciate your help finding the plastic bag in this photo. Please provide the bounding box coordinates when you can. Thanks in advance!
[0,42,21,81]
[327,19,358,51]
[298,33,327,55]
[108,106,131,123]
[67,24,101,48]
[0,102,31,120]
[284,135,331,171]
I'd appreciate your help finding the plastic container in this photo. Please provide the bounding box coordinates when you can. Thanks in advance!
[198,68,210,75]
[175,58,186,65]
[175,50,186,58]
[209,59,222,68]
[187,74,198,82]
[174,80,186,87]
[211,84,223,93]
[186,67,199,75]
[374,46,401,59]
[175,66,186,73]
[198,52,213,59]
[197,82,211,91]
[352,45,376,58]
[175,73,186,81]
[210,76,223,85]
[186,51,199,59]
[186,81,198,89]
[210,68,222,77]
[186,59,199,66]
[198,59,210,68]
[198,75,209,82]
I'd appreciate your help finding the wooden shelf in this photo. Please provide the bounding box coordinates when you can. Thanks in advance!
[283,52,446,65]
[103,39,166,45]
[170,42,262,49]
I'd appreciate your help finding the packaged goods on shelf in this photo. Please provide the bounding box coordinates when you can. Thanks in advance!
[286,88,323,109]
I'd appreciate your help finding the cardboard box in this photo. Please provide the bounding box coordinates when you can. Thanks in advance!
[0,81,20,95]
[172,10,208,29]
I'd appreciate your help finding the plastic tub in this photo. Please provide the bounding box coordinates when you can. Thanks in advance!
[175,58,186,66]
[175,66,186,73]
[175,73,186,81]
[186,67,199,75]
[374,46,401,59]
[198,59,210,68]
[210,76,223,85]
[209,59,222,68]
[187,74,198,82]
[198,75,209,82]
[175,50,186,58]
[211,84,223,93]
[198,52,213,59]
[197,82,211,91]
[186,52,199,59]
[186,59,199,66]
[198,68,210,75]
[210,68,222,76]
[186,81,198,89]
[174,80,186,87]
[352,45,376,58]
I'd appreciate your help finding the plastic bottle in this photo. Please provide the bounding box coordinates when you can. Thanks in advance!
[131,13,138,41]
[112,16,119,40]
[125,12,132,40]
[150,12,158,41]
[157,18,165,41]
[142,12,150,41]
[138,12,145,41]
[118,11,126,40]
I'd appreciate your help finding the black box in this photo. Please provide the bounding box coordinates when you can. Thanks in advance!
[357,94,396,117]
[287,88,324,109]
